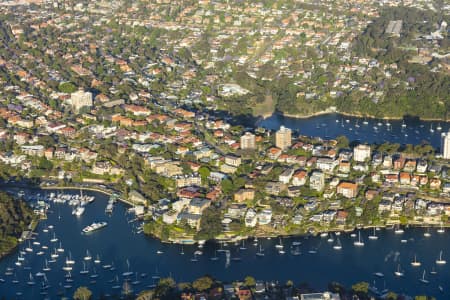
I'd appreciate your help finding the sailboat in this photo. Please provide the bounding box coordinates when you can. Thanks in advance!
[67,252,75,265]
[25,241,33,252]
[94,254,101,264]
[401,120,407,128]
[411,255,421,267]
[353,231,364,247]
[122,259,133,276]
[437,123,442,131]
[239,240,247,251]
[50,233,58,243]
[394,264,404,277]
[112,275,121,289]
[180,245,185,255]
[62,259,72,272]
[430,124,434,133]
[57,242,64,253]
[84,250,92,261]
[43,259,51,272]
[131,273,141,285]
[333,238,342,250]
[80,262,89,275]
[275,238,284,249]
[437,223,445,234]
[51,248,59,259]
[424,227,431,237]
[90,268,99,279]
[394,224,404,234]
[27,273,36,285]
[368,227,378,240]
[327,233,334,243]
[210,250,219,261]
[256,243,265,257]
[418,270,429,284]
[436,251,446,265]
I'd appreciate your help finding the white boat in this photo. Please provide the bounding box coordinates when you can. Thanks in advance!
[401,120,406,128]
[18,253,25,262]
[394,264,404,277]
[411,255,421,267]
[368,228,378,240]
[437,123,442,131]
[430,124,434,133]
[82,221,108,234]
[292,241,301,246]
[239,240,247,251]
[50,249,59,259]
[156,250,164,254]
[418,270,429,284]
[36,251,44,256]
[122,259,133,276]
[35,272,45,277]
[256,244,264,257]
[72,206,85,217]
[436,251,446,265]
[373,272,384,278]
[57,242,64,253]
[350,233,356,238]
[80,262,89,275]
[320,232,328,238]
[84,250,92,261]
[43,260,51,272]
[50,233,58,243]
[424,228,431,237]
[275,238,284,249]
[26,273,35,285]
[400,239,407,243]
[333,238,342,250]
[437,223,445,234]
[210,250,219,261]
[394,224,404,234]
[353,231,364,247]
[66,253,75,265]
[327,233,334,243]
[94,254,101,264]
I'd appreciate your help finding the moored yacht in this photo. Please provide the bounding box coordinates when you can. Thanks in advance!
[368,227,378,240]
[436,251,446,265]
[411,255,421,267]
[353,231,364,247]
[394,264,404,277]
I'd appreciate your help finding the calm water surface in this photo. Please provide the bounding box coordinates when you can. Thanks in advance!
[259,113,450,148]
[0,188,449,299]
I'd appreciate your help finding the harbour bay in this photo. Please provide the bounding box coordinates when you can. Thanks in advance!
[258,113,450,149]
[0,188,448,299]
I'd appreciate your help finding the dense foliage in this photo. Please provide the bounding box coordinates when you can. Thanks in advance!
[0,192,33,257]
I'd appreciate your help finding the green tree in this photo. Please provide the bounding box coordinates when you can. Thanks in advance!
[192,276,213,292]
[73,286,92,300]
[154,277,176,299]
[58,82,77,93]
[244,276,256,287]
[351,282,369,299]
[336,135,349,148]
[197,207,222,240]
[198,166,210,183]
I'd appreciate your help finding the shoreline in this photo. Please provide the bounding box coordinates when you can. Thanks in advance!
[3,184,450,246]
[259,109,449,122]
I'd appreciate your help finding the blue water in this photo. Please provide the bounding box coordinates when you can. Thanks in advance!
[259,113,448,148]
[0,188,449,299]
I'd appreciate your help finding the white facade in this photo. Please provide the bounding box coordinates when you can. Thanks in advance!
[353,144,371,162]
[69,90,93,113]
[443,132,450,159]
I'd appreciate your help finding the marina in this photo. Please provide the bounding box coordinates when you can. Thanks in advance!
[0,188,449,299]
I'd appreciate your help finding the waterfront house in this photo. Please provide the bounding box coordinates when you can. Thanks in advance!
[227,203,247,219]
[404,159,417,172]
[128,190,147,206]
[188,198,211,214]
[393,157,406,170]
[316,157,338,173]
[245,209,257,227]
[257,209,272,225]
[378,200,392,212]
